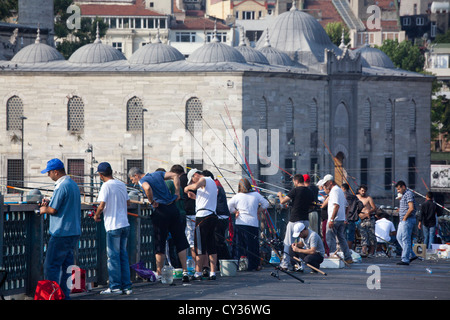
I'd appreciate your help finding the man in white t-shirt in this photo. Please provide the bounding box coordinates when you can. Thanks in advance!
[184,169,218,280]
[375,211,396,253]
[94,162,132,295]
[323,176,353,264]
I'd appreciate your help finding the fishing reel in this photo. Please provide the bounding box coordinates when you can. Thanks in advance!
[269,238,283,251]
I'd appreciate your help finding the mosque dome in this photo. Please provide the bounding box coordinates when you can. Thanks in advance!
[235,45,269,65]
[257,33,293,66]
[129,33,185,64]
[187,34,246,64]
[69,27,126,64]
[255,3,339,64]
[12,30,64,64]
[354,45,395,68]
[235,29,269,65]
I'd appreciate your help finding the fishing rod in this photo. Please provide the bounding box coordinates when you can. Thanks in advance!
[223,104,294,178]
[173,112,236,194]
[222,106,280,239]
[213,224,305,283]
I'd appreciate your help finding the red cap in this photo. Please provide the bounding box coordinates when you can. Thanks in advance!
[303,174,310,183]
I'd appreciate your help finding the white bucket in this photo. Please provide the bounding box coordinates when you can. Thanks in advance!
[219,260,238,277]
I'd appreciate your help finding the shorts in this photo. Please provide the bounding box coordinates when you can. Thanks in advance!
[152,203,189,254]
[195,214,218,255]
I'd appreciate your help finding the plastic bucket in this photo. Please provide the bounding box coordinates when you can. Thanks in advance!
[219,260,238,277]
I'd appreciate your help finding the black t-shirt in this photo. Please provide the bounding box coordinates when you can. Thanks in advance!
[420,200,437,227]
[287,186,314,222]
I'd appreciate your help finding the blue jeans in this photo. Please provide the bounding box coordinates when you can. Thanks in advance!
[397,217,417,263]
[423,225,436,249]
[44,235,79,300]
[326,220,352,261]
[106,226,132,290]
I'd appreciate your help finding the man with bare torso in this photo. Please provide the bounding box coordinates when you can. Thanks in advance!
[357,185,377,257]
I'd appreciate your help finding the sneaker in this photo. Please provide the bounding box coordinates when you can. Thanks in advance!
[410,256,418,263]
[193,274,202,281]
[396,261,409,265]
[123,288,132,295]
[208,274,216,280]
[100,288,123,295]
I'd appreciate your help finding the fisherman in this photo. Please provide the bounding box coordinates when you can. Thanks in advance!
[277,174,315,270]
[290,222,325,272]
[322,175,353,264]
[395,180,418,265]
[357,184,377,257]
[93,162,132,294]
[38,158,81,299]
[128,167,190,282]
[184,169,218,280]
[228,178,269,271]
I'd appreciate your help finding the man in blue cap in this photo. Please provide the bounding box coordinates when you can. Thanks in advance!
[93,162,132,294]
[38,158,81,299]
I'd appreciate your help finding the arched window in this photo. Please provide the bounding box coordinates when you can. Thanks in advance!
[6,96,24,131]
[185,97,202,134]
[67,96,84,132]
[127,96,144,131]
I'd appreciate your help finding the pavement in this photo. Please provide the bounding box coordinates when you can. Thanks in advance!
[72,255,450,303]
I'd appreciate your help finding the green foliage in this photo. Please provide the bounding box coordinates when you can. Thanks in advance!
[325,22,350,47]
[0,0,18,21]
[376,39,425,72]
[56,17,108,59]
[434,30,450,44]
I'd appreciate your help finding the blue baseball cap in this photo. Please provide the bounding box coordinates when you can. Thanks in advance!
[96,162,112,175]
[41,158,65,174]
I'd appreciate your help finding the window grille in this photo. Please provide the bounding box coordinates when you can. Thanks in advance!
[185,97,202,134]
[6,96,24,131]
[68,96,84,132]
[127,97,144,131]
[7,159,23,194]
[68,159,85,189]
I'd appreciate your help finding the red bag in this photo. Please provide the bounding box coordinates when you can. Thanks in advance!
[34,280,65,300]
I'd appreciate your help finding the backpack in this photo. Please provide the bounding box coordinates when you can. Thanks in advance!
[34,280,65,300]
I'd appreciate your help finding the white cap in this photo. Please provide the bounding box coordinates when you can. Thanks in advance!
[292,222,306,237]
[317,174,333,187]
[187,168,200,184]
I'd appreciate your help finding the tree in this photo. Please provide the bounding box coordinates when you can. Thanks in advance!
[376,39,425,72]
[0,0,17,21]
[325,22,350,47]
[53,1,108,59]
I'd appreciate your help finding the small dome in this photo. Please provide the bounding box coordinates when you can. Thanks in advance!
[188,35,246,64]
[12,30,64,64]
[258,33,293,66]
[235,45,269,65]
[355,45,395,68]
[69,26,126,64]
[129,34,184,64]
[235,28,269,65]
